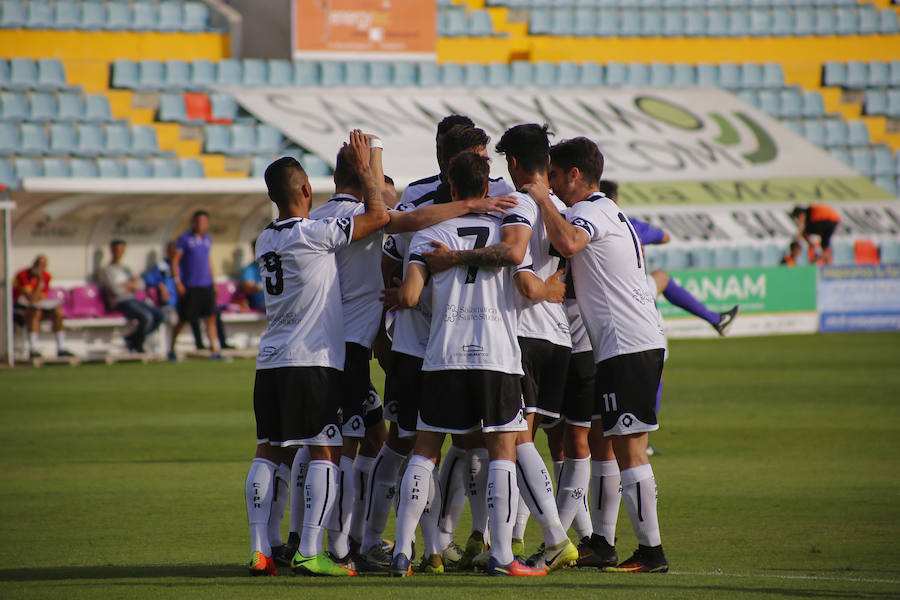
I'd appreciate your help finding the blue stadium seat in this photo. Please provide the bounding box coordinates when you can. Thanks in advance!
[293,61,321,86]
[714,246,737,268]
[416,62,439,87]
[469,10,495,36]
[230,124,256,155]
[604,62,626,87]
[697,63,719,86]
[191,60,217,89]
[216,59,242,87]
[580,62,603,86]
[761,243,784,267]
[183,2,210,32]
[831,240,854,265]
[251,156,269,178]
[557,62,579,87]
[150,157,178,178]
[757,90,780,116]
[0,123,19,155]
[596,9,618,36]
[829,147,852,167]
[105,2,130,30]
[84,95,112,122]
[793,7,814,35]
[671,63,696,86]
[104,123,132,155]
[779,89,803,119]
[131,1,158,30]
[736,245,761,267]
[464,63,487,87]
[53,0,80,29]
[49,123,78,156]
[210,93,238,122]
[529,8,551,34]
[649,63,673,86]
[320,61,346,86]
[705,9,728,36]
[822,61,845,87]
[158,93,191,123]
[534,62,557,87]
[802,120,826,146]
[255,125,282,154]
[823,120,848,147]
[728,9,750,36]
[846,121,870,147]
[740,63,763,89]
[802,92,825,118]
[299,154,332,177]
[844,61,867,89]
[760,63,784,88]
[865,89,887,116]
[643,245,665,272]
[204,125,230,154]
[881,239,900,263]
[137,60,164,91]
[392,62,417,86]
[510,61,534,86]
[0,61,8,89]
[855,5,877,34]
[850,148,874,176]
[641,9,664,36]
[782,120,804,136]
[719,63,740,90]
[879,9,900,34]
[770,8,793,36]
[242,59,268,87]
[158,2,182,31]
[872,146,894,176]
[868,61,889,88]
[1,1,26,29]
[9,58,38,91]
[627,63,650,85]
[125,158,152,178]
[888,90,900,119]
[20,123,49,155]
[684,10,706,36]
[368,62,391,87]
[749,8,771,36]
[26,1,53,28]
[57,93,84,122]
[689,247,714,268]
[666,248,689,269]
[441,63,464,86]
[573,7,597,36]
[70,158,98,178]
[0,92,27,121]
[14,158,42,180]
[436,10,449,36]
[97,158,124,178]
[620,8,640,36]
[28,93,56,122]
[487,63,510,86]
[813,7,836,35]
[164,60,191,91]
[444,8,468,36]
[179,158,205,178]
[43,158,70,178]
[736,90,759,108]
[75,123,103,156]
[834,7,858,35]
[549,7,575,35]
[662,10,684,36]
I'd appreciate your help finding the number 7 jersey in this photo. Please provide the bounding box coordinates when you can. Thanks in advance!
[408,213,523,375]
[254,215,354,370]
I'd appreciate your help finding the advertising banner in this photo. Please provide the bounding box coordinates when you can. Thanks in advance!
[293,0,436,60]
[818,264,900,332]
[657,265,819,338]
[231,87,867,188]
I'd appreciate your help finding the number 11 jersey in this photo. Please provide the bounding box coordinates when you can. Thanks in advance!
[254,216,354,371]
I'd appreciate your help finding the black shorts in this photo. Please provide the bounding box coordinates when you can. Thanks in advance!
[419,369,526,434]
[253,366,343,447]
[341,342,371,438]
[595,349,665,437]
[519,337,571,421]
[561,350,596,428]
[384,352,424,438]
[806,220,839,249]
[178,285,216,321]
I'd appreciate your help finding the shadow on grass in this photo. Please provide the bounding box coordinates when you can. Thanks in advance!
[0,566,896,598]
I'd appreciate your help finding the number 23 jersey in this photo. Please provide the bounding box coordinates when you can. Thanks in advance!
[254,216,354,370]
[408,213,522,375]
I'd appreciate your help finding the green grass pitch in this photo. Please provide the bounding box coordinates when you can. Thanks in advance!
[1,332,898,599]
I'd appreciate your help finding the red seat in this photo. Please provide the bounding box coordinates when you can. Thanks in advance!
[184,92,214,123]
[854,239,880,265]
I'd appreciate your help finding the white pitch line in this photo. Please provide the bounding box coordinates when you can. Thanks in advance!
[669,570,900,585]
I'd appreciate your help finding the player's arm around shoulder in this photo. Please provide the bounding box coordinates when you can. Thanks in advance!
[385,194,518,234]
[522,181,590,258]
[346,129,389,242]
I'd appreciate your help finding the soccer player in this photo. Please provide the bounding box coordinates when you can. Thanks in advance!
[529,136,670,573]
[790,203,842,265]
[244,130,389,577]
[12,254,73,358]
[599,181,739,337]
[390,151,545,578]
[425,124,578,572]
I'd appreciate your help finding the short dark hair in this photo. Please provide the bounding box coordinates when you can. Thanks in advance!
[440,125,490,172]
[264,156,308,207]
[437,114,474,138]
[550,137,605,188]
[790,241,801,251]
[191,209,209,221]
[790,206,806,219]
[333,146,362,190]
[448,151,490,201]
[110,239,126,249]
[496,123,551,174]
[384,174,394,186]
[597,180,618,200]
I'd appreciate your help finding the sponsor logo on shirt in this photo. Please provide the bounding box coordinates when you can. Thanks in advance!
[631,287,654,305]
[444,304,501,323]
[454,343,488,358]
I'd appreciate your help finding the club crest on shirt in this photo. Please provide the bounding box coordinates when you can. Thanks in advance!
[632,287,654,305]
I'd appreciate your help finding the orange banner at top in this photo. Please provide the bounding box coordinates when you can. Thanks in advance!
[293,0,436,59]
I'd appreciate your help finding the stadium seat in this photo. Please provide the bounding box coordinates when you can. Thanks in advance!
[131,1,158,31]
[749,8,771,36]
[640,10,664,36]
[441,63,464,86]
[705,9,728,37]
[0,159,16,188]
[444,8,468,36]
[0,61,8,89]
[0,123,19,155]
[417,62,440,87]
[73,123,102,156]
[529,8,551,34]
[872,146,894,176]
[190,60,216,90]
[1,1,26,28]
[847,121,870,147]
[728,9,750,36]
[758,90,780,116]
[26,1,53,28]
[580,62,603,86]
[392,62,417,86]
[510,61,534,86]
[56,93,84,122]
[684,10,706,36]
[813,8,836,35]
[9,59,39,91]
[204,125,230,154]
[42,158,70,178]
[643,245,665,271]
[666,248,689,270]
[104,2,130,30]
[125,158,152,178]
[0,92,27,122]
[159,94,189,124]
[853,239,879,265]
[365,61,389,87]
[596,9,618,36]
[53,0,80,30]
[697,63,719,87]
[242,59,268,87]
[740,63,763,89]
[70,158,98,178]
[649,63,673,86]
[850,148,874,176]
[179,158,205,178]
[150,157,178,178]
[605,62,627,87]
[294,61,321,86]
[626,63,650,86]
[793,7,814,35]
[255,125,282,154]
[829,147,852,167]
[216,59,242,87]
[84,95,112,123]
[20,123,49,155]
[760,63,784,88]
[736,90,759,108]
[822,61,845,87]
[736,245,761,267]
[97,158,125,178]
[320,62,346,86]
[464,63,487,87]
[881,240,900,263]
[112,60,139,90]
[802,120,826,146]
[574,7,598,36]
[229,124,256,155]
[14,157,42,180]
[534,62,557,87]
[689,247,715,268]
[469,10,495,36]
[183,2,210,32]
[823,120,848,147]
[672,63,696,86]
[719,63,740,90]
[714,246,737,268]
[49,123,77,156]
[345,62,368,86]
[620,9,640,36]
[251,156,269,178]
[761,243,784,267]
[880,9,900,34]
[834,7,857,35]
[137,60,165,92]
[158,2,182,31]
[67,286,105,318]
[662,10,684,36]
[867,61,889,89]
[770,8,793,36]
[299,153,331,177]
[163,60,191,91]
[802,92,825,118]
[208,93,236,123]
[779,89,803,119]
[844,61,867,89]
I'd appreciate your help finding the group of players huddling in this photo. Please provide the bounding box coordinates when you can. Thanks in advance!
[244,117,739,579]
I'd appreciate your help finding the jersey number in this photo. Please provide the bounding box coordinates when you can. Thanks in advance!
[603,392,617,412]
[261,251,284,296]
[457,226,490,284]
[617,213,642,270]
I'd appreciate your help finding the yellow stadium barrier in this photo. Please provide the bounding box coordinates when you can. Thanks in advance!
[0,30,228,61]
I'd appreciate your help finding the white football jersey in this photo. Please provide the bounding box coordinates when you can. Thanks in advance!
[385,176,515,358]
[255,216,354,370]
[310,194,383,348]
[566,193,666,363]
[408,213,522,375]
[513,191,571,348]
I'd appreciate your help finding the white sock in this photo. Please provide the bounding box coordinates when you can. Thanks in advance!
[487,459,518,566]
[436,445,467,549]
[395,454,434,559]
[557,456,591,535]
[512,496,529,540]
[55,331,65,351]
[552,460,563,484]
[361,444,406,552]
[327,455,356,558]
[590,459,621,545]
[299,459,338,558]
[267,462,290,547]
[350,455,374,546]
[467,448,490,535]
[621,464,661,547]
[289,446,311,535]
[28,332,38,352]
[421,467,443,556]
[572,489,594,541]
[245,457,276,555]
[516,442,567,547]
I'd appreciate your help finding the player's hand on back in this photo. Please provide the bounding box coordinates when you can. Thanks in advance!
[521,181,551,207]
[544,268,566,303]
[469,194,518,216]
[423,241,455,273]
